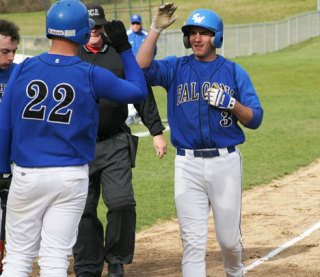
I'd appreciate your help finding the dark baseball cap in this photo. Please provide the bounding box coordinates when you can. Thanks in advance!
[86,4,107,25]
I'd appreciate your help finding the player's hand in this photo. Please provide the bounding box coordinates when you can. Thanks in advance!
[0,173,12,191]
[150,2,178,33]
[153,134,167,159]
[104,20,131,53]
[205,86,236,110]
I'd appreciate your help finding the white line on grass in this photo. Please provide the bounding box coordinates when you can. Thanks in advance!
[133,126,170,138]
[244,221,320,274]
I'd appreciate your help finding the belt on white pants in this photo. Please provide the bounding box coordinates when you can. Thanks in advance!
[176,146,236,158]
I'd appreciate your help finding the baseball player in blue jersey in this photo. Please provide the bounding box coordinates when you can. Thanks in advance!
[137,3,263,277]
[0,0,147,276]
[0,19,20,274]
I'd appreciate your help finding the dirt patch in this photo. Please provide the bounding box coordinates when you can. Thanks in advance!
[32,159,320,276]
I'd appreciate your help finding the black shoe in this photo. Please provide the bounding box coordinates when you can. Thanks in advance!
[107,263,124,277]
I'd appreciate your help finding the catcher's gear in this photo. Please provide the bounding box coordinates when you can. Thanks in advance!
[182,9,224,49]
[0,173,11,191]
[104,20,131,53]
[205,86,236,110]
[46,0,95,45]
[150,2,178,33]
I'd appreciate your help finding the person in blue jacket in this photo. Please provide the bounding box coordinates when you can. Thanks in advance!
[127,14,157,56]
[137,3,263,277]
[0,1,147,276]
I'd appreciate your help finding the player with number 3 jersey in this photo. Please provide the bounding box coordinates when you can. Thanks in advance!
[136,3,263,277]
[0,1,147,276]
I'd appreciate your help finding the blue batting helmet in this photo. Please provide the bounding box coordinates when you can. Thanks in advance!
[181,9,224,49]
[130,14,142,24]
[46,0,95,45]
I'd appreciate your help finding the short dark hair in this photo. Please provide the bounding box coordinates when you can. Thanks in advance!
[0,19,20,43]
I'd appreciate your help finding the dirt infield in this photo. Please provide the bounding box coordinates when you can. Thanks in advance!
[31,159,320,276]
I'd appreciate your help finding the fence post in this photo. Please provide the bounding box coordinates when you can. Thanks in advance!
[249,25,253,56]
[287,19,290,47]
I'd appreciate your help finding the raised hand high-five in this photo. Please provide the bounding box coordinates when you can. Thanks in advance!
[150,2,178,33]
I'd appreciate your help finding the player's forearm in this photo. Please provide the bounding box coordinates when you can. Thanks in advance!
[119,49,148,101]
[136,29,160,68]
[232,102,263,129]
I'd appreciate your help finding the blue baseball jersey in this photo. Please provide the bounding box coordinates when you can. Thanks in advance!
[0,50,147,173]
[143,54,263,149]
[127,28,157,56]
[0,63,17,103]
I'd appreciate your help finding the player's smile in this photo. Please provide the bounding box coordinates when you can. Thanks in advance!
[189,27,215,61]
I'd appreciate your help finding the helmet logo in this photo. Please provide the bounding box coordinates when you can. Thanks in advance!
[48,28,76,37]
[191,13,205,24]
[48,28,64,36]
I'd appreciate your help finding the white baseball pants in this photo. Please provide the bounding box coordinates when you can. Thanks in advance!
[2,164,89,277]
[174,149,243,277]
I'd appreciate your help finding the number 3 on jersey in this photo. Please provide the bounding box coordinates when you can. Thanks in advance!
[22,80,75,124]
[220,110,233,127]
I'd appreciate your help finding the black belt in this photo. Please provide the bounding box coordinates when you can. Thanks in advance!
[176,146,236,158]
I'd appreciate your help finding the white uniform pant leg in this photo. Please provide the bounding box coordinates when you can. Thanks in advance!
[206,150,243,277]
[174,155,209,277]
[2,165,88,277]
[38,166,88,277]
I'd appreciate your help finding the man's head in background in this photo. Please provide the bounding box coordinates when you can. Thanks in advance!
[0,19,20,70]
[86,3,108,48]
[130,14,142,33]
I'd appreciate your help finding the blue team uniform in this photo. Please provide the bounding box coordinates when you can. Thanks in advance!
[0,63,17,103]
[143,54,263,150]
[127,28,157,56]
[0,50,147,173]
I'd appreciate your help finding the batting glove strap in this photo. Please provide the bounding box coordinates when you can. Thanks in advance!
[206,87,236,110]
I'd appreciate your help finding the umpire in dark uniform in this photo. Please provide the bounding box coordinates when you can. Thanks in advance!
[73,4,167,277]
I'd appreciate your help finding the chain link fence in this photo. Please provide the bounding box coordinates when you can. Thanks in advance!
[17,10,320,61]
[156,11,320,59]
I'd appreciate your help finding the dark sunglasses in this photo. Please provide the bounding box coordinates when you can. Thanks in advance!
[93,25,103,29]
[131,22,141,25]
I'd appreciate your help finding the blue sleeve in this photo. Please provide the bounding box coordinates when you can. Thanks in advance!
[234,63,263,129]
[142,56,177,89]
[246,107,263,129]
[91,49,147,103]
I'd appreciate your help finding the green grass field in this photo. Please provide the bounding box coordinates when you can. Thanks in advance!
[1,0,319,231]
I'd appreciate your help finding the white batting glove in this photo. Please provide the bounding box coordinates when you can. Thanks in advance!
[205,87,236,110]
[150,2,178,33]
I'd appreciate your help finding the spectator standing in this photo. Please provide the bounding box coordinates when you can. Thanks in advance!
[72,4,167,277]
